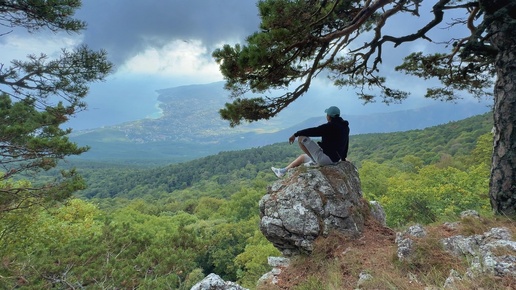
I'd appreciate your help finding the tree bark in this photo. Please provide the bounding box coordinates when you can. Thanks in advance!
[489,11,516,216]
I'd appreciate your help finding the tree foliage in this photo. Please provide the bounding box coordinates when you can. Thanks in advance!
[0,0,85,32]
[361,133,492,226]
[0,1,112,213]
[214,0,516,216]
[213,0,507,126]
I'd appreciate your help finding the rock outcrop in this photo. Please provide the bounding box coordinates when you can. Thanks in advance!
[256,256,291,288]
[259,161,369,256]
[441,226,516,279]
[395,224,427,261]
[394,211,516,289]
[190,273,248,290]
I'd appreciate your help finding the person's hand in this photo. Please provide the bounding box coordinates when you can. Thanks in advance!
[289,135,296,144]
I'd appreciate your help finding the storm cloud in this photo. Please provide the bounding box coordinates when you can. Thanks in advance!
[76,0,261,66]
[1,1,490,130]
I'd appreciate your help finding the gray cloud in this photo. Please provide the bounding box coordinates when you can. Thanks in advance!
[76,0,261,65]
[64,1,489,131]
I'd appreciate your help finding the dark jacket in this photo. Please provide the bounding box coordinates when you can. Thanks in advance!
[294,117,349,162]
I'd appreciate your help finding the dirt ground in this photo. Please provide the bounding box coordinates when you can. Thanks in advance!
[270,218,398,289]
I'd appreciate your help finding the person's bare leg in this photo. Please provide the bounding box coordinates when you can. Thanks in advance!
[284,136,315,169]
[286,154,306,169]
[272,136,313,176]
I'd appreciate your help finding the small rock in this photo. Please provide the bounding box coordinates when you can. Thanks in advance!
[190,273,248,290]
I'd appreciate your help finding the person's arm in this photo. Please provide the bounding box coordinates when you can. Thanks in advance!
[294,124,328,138]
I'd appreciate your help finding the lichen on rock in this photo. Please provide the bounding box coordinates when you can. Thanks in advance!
[259,161,369,256]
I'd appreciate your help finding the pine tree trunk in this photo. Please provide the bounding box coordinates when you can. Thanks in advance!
[488,12,516,216]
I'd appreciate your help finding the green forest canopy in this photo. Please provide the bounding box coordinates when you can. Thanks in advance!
[1,112,494,289]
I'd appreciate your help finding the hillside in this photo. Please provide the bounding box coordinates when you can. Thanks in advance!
[69,102,490,165]
[349,111,493,165]
[75,112,492,199]
[68,81,491,165]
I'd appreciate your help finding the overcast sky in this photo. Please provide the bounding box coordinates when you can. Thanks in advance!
[1,0,491,130]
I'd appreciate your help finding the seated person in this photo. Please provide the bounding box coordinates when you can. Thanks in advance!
[271,106,349,178]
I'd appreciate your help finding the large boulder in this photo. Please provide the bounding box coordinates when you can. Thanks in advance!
[259,161,368,256]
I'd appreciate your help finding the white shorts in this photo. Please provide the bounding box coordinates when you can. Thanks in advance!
[300,137,335,166]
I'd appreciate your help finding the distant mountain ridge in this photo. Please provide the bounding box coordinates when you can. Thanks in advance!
[297,102,492,134]
[69,82,491,164]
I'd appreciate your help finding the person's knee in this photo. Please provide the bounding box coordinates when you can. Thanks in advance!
[297,136,307,144]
